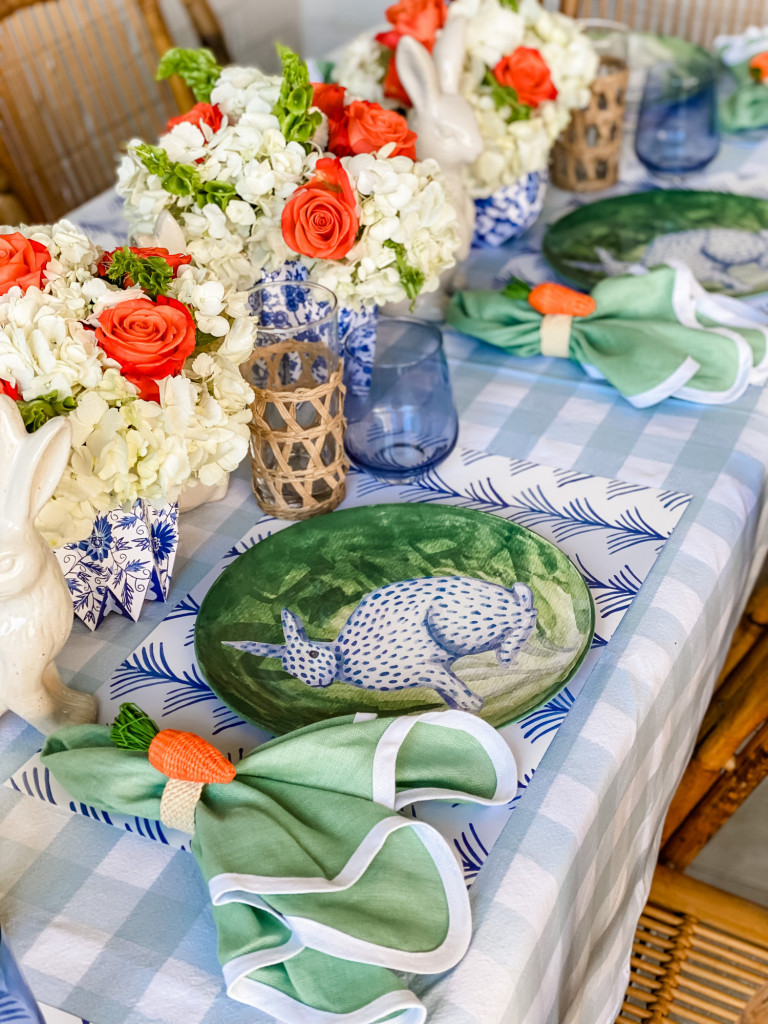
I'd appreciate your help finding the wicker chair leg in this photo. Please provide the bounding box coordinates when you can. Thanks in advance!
[661,720,768,870]
[661,630,768,845]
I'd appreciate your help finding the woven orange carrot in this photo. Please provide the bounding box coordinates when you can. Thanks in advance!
[111,703,236,784]
[528,283,596,318]
[750,51,768,83]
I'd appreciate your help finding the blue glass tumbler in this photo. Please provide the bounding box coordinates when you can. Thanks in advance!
[343,317,458,482]
[0,927,45,1023]
[634,59,720,174]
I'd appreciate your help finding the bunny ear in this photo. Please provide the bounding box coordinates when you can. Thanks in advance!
[433,16,468,95]
[222,640,285,660]
[0,396,71,524]
[25,414,72,521]
[395,35,440,111]
[281,608,308,644]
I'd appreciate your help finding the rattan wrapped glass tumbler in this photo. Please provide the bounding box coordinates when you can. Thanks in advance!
[241,281,348,520]
[550,20,629,192]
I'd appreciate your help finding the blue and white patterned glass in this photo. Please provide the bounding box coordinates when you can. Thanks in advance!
[343,317,458,483]
[635,58,720,175]
[0,928,45,1024]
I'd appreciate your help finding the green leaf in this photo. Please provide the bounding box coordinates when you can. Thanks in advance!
[383,240,425,302]
[271,44,322,149]
[197,179,238,211]
[18,391,77,432]
[194,329,220,354]
[483,70,532,123]
[136,145,233,214]
[156,47,221,103]
[104,248,174,300]
[501,276,532,300]
[135,143,170,178]
[498,0,519,8]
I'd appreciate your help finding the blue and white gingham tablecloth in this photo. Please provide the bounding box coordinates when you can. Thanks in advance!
[3,126,768,1024]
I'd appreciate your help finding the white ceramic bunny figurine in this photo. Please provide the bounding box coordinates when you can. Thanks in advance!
[0,396,98,733]
[391,16,483,317]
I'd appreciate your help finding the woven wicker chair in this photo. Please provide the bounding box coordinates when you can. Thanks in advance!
[659,566,768,871]
[618,866,768,1023]
[556,0,768,49]
[0,0,195,223]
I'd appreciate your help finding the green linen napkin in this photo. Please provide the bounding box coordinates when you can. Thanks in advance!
[41,708,518,1024]
[446,264,768,407]
[716,27,768,132]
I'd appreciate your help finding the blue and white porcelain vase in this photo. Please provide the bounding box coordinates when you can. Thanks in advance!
[256,263,378,351]
[472,171,548,249]
[254,262,378,394]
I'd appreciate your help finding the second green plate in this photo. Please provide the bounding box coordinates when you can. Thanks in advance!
[543,191,768,296]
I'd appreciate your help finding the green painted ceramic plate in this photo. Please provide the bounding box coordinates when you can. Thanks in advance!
[543,191,768,296]
[195,504,594,734]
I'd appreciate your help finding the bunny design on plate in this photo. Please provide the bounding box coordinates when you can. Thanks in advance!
[224,575,537,712]
[0,395,98,733]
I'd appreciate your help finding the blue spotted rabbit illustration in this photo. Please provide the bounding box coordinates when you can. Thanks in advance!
[224,576,537,712]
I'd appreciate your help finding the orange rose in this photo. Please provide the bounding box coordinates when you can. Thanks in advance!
[166,102,223,134]
[493,48,558,108]
[312,83,352,155]
[97,246,192,286]
[0,232,51,296]
[380,0,446,47]
[382,53,414,108]
[94,295,196,402]
[750,51,768,82]
[0,378,19,400]
[346,100,417,159]
[312,83,347,122]
[281,158,359,261]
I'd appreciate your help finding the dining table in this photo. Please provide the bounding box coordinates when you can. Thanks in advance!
[3,91,768,1024]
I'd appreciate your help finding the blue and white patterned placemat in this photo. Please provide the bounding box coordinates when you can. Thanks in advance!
[8,447,690,880]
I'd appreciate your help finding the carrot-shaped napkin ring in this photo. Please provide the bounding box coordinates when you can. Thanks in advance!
[111,703,235,833]
[501,278,596,358]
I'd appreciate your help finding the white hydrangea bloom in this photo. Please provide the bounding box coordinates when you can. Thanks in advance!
[331,33,392,107]
[0,222,258,546]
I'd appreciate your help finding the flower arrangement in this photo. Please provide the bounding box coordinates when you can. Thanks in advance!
[332,0,599,197]
[0,221,255,547]
[116,48,459,310]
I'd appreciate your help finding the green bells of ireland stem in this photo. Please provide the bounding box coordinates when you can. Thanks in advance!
[18,391,77,432]
[446,264,768,407]
[41,707,518,1024]
[156,47,221,103]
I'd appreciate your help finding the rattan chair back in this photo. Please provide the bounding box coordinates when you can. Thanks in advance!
[0,0,193,222]
[556,0,768,49]
[619,867,768,1024]
[180,0,230,64]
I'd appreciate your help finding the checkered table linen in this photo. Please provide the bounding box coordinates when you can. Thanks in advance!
[3,130,768,1024]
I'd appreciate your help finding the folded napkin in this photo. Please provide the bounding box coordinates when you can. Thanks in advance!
[41,706,517,1024]
[446,264,768,407]
[716,26,768,132]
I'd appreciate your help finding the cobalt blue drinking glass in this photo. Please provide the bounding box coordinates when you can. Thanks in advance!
[0,927,45,1023]
[634,59,720,174]
[343,317,458,483]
